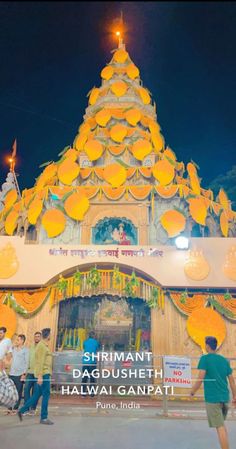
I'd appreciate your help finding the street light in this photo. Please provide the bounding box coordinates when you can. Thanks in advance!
[175,236,189,250]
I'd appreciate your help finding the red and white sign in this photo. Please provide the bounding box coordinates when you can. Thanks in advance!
[163,356,192,388]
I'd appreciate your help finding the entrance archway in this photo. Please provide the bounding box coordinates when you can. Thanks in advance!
[53,263,158,353]
[56,294,151,352]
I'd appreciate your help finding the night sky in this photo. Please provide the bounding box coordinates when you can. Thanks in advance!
[0,1,236,191]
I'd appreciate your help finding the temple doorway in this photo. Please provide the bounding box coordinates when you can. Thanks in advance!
[56,295,151,352]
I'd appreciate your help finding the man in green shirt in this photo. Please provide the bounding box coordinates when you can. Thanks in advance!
[191,336,236,449]
[23,331,41,415]
[18,328,54,425]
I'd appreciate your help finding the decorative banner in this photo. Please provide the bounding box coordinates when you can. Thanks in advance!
[57,159,80,186]
[222,246,236,281]
[187,307,226,351]
[48,246,164,258]
[152,160,175,185]
[188,197,208,226]
[4,210,18,236]
[0,303,17,338]
[218,188,230,210]
[0,243,19,279]
[42,209,66,238]
[160,210,186,238]
[184,249,210,281]
[27,198,43,225]
[64,193,89,221]
[4,189,18,209]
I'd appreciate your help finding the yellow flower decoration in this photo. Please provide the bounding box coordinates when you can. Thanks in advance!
[132,139,152,161]
[84,139,104,161]
[160,210,186,237]
[58,159,80,186]
[113,49,128,63]
[89,87,100,105]
[110,124,128,143]
[110,81,128,97]
[103,164,127,188]
[126,64,140,79]
[125,108,142,126]
[42,209,66,238]
[4,210,18,236]
[137,87,151,104]
[95,109,111,127]
[187,308,226,351]
[101,65,114,80]
[64,193,89,221]
[152,159,175,185]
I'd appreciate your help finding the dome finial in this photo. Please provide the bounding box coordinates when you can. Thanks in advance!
[115,10,125,49]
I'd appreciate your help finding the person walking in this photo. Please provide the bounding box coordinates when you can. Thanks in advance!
[7,334,29,415]
[82,331,99,397]
[190,336,236,449]
[18,328,54,425]
[0,327,19,410]
[23,331,41,415]
[0,326,12,371]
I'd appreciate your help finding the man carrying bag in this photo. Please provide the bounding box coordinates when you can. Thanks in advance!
[0,327,19,409]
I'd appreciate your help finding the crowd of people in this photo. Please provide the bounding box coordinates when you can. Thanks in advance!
[0,326,54,425]
[1,325,236,448]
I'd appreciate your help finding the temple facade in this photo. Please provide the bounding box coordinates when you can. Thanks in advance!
[0,39,236,361]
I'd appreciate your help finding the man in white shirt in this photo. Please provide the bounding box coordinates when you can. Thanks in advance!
[8,334,29,414]
[0,327,12,371]
[0,326,18,410]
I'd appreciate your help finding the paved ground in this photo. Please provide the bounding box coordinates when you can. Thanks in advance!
[1,407,236,449]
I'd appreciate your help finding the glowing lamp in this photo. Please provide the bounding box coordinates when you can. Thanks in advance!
[116,31,120,36]
[175,236,189,250]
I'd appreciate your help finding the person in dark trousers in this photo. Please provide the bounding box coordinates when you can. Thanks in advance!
[18,328,54,425]
[190,336,236,449]
[23,331,41,415]
[82,331,99,397]
[7,334,29,414]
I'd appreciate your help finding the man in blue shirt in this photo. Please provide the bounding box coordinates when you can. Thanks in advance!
[191,336,236,449]
[82,331,99,397]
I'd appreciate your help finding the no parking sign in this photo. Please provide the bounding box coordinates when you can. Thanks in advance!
[163,356,192,388]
